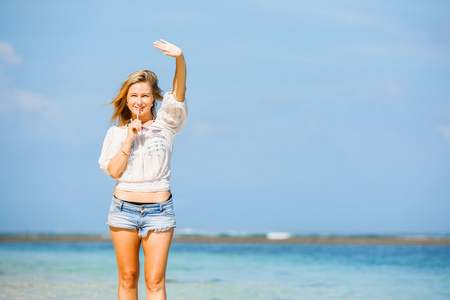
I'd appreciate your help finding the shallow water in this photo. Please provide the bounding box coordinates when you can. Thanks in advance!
[0,242,449,299]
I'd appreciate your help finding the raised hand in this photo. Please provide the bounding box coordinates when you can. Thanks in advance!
[153,39,183,58]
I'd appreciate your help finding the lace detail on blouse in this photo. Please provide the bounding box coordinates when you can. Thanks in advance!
[98,90,187,192]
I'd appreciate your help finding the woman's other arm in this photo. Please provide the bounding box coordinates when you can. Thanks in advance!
[153,39,186,102]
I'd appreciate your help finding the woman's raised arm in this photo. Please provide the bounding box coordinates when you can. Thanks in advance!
[153,39,186,102]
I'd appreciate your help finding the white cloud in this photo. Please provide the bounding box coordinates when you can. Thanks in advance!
[15,90,56,116]
[437,126,450,143]
[0,41,57,118]
[0,88,60,139]
[0,41,21,64]
[386,80,405,99]
[0,88,58,119]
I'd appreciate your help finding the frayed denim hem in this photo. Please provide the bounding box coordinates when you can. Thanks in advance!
[139,225,176,239]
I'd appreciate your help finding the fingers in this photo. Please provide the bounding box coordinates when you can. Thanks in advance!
[153,44,167,52]
[130,118,142,124]
[153,39,173,51]
[131,120,142,129]
[153,40,167,51]
[128,119,142,136]
[153,39,182,57]
[156,39,169,47]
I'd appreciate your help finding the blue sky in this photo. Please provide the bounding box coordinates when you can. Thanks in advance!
[0,0,449,235]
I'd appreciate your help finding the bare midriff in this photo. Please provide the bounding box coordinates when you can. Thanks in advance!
[114,188,172,203]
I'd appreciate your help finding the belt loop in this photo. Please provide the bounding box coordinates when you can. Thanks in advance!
[120,201,123,212]
[159,203,162,212]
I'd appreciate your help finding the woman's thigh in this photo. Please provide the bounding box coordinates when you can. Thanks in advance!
[110,227,141,276]
[141,228,174,280]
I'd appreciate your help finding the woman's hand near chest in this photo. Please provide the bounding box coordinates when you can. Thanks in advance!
[127,119,143,139]
[107,120,142,179]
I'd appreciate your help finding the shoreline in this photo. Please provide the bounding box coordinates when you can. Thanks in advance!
[1,235,450,245]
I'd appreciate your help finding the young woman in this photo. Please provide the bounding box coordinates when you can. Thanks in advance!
[98,39,187,300]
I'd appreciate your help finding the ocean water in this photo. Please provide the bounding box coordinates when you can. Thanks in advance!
[0,241,449,299]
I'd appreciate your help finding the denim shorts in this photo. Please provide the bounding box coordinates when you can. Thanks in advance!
[107,196,176,238]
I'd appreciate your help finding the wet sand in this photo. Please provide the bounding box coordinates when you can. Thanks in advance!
[1,235,449,245]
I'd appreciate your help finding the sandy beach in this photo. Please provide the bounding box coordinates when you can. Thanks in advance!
[1,234,449,245]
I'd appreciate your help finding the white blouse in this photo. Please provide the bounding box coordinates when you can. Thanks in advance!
[98,90,187,192]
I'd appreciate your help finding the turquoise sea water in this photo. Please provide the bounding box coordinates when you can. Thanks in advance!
[0,242,449,299]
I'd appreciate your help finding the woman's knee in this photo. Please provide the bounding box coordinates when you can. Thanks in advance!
[119,269,140,289]
[145,274,165,292]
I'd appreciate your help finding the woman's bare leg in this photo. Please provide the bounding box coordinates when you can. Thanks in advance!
[110,226,141,300]
[142,228,174,300]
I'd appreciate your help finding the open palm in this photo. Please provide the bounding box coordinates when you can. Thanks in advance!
[153,39,183,57]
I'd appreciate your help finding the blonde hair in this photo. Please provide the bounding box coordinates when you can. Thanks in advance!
[107,70,163,126]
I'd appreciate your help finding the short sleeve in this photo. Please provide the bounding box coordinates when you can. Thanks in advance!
[154,90,187,138]
[98,127,123,175]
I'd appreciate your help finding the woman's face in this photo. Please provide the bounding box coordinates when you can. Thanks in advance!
[127,82,154,119]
